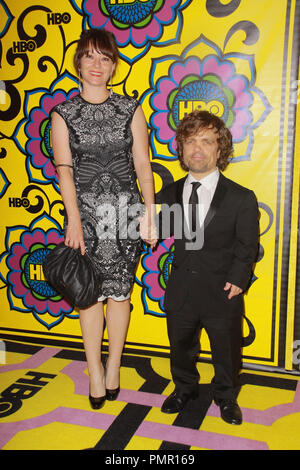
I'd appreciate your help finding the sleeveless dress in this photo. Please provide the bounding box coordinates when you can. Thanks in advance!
[53,93,142,301]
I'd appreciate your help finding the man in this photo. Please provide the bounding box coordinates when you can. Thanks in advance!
[157,110,259,425]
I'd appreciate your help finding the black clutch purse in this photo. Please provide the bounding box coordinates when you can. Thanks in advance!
[43,242,102,309]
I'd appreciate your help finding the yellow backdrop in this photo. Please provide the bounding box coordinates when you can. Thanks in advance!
[0,0,299,372]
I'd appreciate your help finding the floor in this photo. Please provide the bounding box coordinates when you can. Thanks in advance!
[1,340,300,450]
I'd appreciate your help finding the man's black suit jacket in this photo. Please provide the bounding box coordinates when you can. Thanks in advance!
[156,173,259,315]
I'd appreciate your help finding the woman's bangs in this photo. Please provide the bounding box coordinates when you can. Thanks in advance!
[85,38,114,61]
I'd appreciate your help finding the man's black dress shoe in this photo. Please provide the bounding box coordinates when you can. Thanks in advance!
[214,398,242,425]
[161,390,197,414]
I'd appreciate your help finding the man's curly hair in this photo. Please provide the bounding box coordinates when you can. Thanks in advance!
[176,110,234,171]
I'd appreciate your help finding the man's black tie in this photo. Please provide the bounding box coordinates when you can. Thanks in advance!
[189,181,201,234]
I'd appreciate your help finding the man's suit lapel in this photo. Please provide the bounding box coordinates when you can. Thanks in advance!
[173,177,189,251]
[175,176,190,241]
[204,173,228,230]
[175,176,186,206]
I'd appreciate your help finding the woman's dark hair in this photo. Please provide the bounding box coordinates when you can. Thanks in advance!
[74,28,119,75]
[176,110,234,171]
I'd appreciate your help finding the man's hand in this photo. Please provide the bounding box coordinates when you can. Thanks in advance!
[224,282,242,299]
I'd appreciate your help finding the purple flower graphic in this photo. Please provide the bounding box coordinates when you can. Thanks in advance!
[82,0,191,48]
[13,72,78,191]
[148,35,272,162]
[139,237,174,315]
[1,214,75,329]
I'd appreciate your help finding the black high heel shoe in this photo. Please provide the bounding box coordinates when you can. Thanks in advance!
[89,380,106,409]
[105,367,120,401]
[106,386,120,401]
[89,392,106,409]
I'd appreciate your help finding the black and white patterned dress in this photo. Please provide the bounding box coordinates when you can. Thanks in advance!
[53,93,142,301]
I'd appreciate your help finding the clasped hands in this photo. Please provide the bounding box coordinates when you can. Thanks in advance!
[139,210,158,250]
[64,214,242,299]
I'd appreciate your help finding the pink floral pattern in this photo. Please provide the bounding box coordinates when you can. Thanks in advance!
[148,36,272,162]
[2,215,75,329]
[82,0,191,48]
[139,237,174,315]
[13,73,78,191]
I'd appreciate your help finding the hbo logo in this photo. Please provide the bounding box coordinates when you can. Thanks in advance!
[47,12,71,25]
[12,41,36,53]
[8,197,30,208]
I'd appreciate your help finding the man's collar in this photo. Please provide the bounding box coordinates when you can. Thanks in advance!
[186,168,219,188]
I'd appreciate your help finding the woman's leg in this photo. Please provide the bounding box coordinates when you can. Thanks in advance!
[105,298,131,389]
[79,301,105,397]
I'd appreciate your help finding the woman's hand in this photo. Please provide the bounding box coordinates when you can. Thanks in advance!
[139,213,158,249]
[64,219,86,255]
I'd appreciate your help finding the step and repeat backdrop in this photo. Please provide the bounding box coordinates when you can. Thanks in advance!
[0,0,299,372]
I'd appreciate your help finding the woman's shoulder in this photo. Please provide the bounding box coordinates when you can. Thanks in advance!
[52,94,81,117]
[111,93,140,112]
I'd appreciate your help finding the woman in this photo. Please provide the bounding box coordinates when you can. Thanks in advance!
[51,28,157,409]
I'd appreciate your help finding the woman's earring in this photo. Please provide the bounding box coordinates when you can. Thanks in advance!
[78,71,83,93]
[109,75,113,97]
